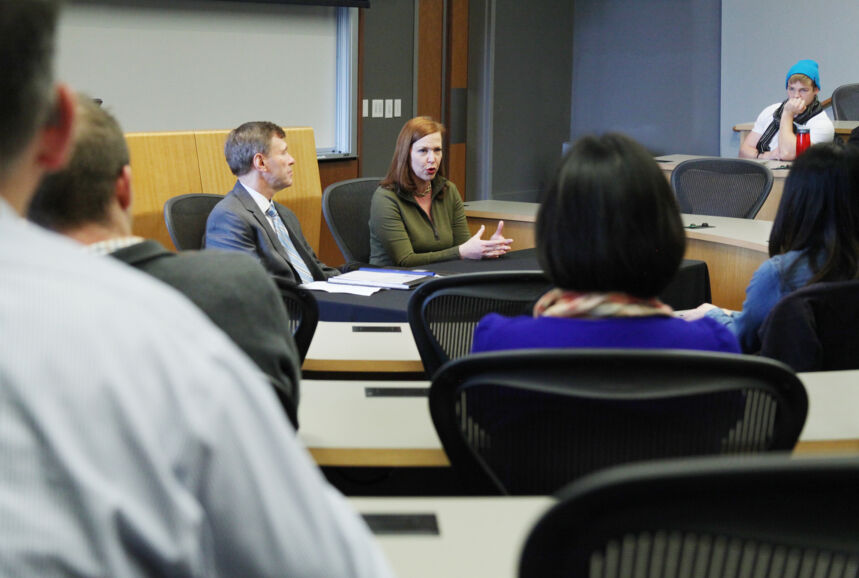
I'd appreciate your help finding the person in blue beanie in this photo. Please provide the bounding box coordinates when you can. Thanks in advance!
[739,59,834,161]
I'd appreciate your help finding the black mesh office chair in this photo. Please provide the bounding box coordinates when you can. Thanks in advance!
[519,454,859,578]
[831,83,859,120]
[163,193,223,251]
[272,277,319,363]
[758,279,859,372]
[670,158,773,219]
[407,271,553,377]
[430,349,808,495]
[321,177,380,264]
[162,193,317,360]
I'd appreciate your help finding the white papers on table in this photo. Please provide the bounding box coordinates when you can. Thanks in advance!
[327,269,434,290]
[302,281,381,296]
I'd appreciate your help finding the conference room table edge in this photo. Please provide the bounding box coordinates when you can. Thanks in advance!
[465,202,770,311]
[300,369,859,468]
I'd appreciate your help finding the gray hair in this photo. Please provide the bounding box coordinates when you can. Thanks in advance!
[224,121,286,176]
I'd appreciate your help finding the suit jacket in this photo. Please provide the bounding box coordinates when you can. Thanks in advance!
[204,181,339,284]
[111,240,302,427]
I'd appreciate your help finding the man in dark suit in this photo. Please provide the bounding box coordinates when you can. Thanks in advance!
[28,97,302,428]
[204,121,340,283]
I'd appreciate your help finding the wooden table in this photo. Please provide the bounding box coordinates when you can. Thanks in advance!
[655,154,789,221]
[349,496,554,578]
[680,214,770,310]
[465,201,770,310]
[299,370,859,468]
[733,119,859,145]
[464,200,538,250]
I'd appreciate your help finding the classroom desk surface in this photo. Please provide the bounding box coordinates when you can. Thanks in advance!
[792,369,859,454]
[681,214,770,310]
[302,322,424,375]
[655,154,790,221]
[733,119,859,142]
[465,203,770,310]
[300,379,434,465]
[350,495,554,578]
[463,200,538,252]
[464,200,537,251]
[299,369,859,467]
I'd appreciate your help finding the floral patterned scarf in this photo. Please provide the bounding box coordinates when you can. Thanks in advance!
[533,289,674,319]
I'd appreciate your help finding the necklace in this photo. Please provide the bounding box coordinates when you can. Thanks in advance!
[414,182,432,198]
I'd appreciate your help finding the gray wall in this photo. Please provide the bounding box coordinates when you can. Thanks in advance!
[571,0,721,157]
[468,0,574,202]
[359,0,415,176]
[491,1,573,201]
[720,0,859,156]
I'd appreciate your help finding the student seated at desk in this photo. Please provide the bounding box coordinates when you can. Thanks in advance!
[369,116,512,266]
[739,59,834,161]
[472,134,740,354]
[688,143,859,353]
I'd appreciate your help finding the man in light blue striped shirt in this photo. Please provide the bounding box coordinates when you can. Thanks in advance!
[0,2,393,576]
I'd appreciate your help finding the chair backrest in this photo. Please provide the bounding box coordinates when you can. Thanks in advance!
[163,193,224,251]
[670,158,773,219]
[272,278,319,363]
[321,177,381,264]
[430,349,808,495]
[407,271,553,377]
[831,83,859,120]
[758,279,859,372]
[519,454,859,578]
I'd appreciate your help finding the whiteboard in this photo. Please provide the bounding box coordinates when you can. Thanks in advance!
[57,1,340,149]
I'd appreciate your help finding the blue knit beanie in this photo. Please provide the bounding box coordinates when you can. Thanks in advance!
[786,59,821,89]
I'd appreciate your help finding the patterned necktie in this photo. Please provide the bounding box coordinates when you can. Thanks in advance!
[265,204,314,284]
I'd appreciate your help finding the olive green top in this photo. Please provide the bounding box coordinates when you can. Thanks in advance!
[368,177,471,266]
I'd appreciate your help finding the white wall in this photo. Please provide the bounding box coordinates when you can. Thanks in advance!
[57,1,339,148]
[721,0,859,156]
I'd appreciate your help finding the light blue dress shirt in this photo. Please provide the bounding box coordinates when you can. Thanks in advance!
[0,199,392,577]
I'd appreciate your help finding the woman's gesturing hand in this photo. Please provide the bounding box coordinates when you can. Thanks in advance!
[459,220,513,260]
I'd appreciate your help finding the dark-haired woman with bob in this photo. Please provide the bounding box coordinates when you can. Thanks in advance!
[691,142,859,352]
[472,133,740,353]
[369,116,512,266]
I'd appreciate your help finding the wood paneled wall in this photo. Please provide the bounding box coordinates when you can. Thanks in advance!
[126,127,329,254]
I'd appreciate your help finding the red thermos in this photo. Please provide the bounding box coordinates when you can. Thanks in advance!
[796,128,811,156]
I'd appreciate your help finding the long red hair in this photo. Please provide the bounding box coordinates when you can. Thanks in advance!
[380,116,446,193]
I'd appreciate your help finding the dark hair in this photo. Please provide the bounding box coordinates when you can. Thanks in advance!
[29,96,129,231]
[0,0,60,179]
[537,133,686,298]
[224,121,286,176]
[380,116,445,194]
[769,142,859,283]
